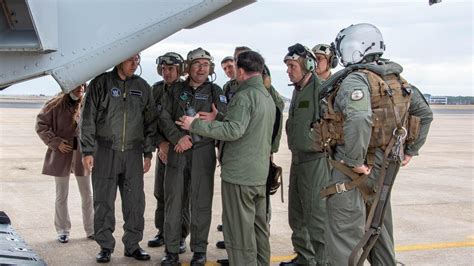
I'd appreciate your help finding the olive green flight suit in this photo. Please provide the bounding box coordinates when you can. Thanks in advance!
[224,77,285,223]
[223,78,239,100]
[159,79,226,254]
[286,74,329,265]
[324,61,433,266]
[151,80,190,239]
[80,68,156,254]
[191,75,275,266]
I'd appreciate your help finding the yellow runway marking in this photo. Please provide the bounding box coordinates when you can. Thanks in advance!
[395,240,474,252]
[194,240,474,265]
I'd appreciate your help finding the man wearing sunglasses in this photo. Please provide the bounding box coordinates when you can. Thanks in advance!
[148,52,189,255]
[159,48,227,266]
[81,54,156,263]
[281,44,330,266]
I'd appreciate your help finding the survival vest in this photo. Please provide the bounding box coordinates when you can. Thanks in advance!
[314,65,421,165]
[318,64,423,265]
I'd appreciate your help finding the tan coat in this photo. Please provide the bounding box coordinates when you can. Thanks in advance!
[36,97,88,177]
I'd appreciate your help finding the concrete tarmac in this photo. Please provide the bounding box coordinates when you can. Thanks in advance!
[0,104,473,265]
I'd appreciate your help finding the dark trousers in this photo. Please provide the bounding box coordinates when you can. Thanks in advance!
[163,143,216,253]
[153,156,190,237]
[91,146,145,254]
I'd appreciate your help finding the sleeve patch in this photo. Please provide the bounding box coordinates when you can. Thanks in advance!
[351,89,364,101]
[219,95,227,104]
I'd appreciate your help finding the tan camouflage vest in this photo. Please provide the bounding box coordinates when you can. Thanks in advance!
[314,69,421,165]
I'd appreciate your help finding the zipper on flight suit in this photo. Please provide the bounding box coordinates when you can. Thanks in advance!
[122,81,127,152]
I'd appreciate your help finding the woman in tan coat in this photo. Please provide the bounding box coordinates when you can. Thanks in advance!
[36,84,94,243]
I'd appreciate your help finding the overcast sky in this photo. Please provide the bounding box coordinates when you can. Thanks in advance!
[2,0,472,98]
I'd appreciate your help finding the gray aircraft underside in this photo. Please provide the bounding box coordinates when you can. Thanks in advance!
[0,0,255,92]
[0,0,441,93]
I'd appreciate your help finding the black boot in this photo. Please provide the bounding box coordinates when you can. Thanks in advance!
[161,252,180,266]
[96,248,111,263]
[216,240,225,249]
[179,238,187,254]
[148,233,165,247]
[190,252,206,266]
[217,258,229,266]
[124,247,150,261]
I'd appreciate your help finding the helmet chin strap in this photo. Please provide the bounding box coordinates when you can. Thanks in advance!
[136,64,142,77]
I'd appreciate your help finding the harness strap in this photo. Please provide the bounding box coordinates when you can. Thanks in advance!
[351,163,400,266]
[320,160,371,201]
[348,136,397,266]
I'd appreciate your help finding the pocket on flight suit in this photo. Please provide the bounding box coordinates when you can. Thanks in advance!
[91,147,117,204]
[326,168,362,227]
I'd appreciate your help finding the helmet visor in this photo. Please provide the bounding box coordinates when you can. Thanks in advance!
[334,33,345,60]
[157,55,182,66]
[287,43,307,57]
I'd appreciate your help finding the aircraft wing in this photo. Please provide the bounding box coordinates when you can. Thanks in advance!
[0,0,255,92]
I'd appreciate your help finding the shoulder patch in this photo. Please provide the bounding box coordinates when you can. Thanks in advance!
[219,95,227,104]
[351,89,364,101]
[111,87,121,97]
[179,91,192,102]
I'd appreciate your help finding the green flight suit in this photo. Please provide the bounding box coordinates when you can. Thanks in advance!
[223,77,285,223]
[159,79,226,254]
[151,81,190,239]
[223,78,239,100]
[191,75,275,266]
[80,68,156,254]
[323,61,433,266]
[286,74,329,265]
[224,77,284,153]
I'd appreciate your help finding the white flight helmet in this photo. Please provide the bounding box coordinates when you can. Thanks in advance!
[334,23,385,66]
[185,47,215,74]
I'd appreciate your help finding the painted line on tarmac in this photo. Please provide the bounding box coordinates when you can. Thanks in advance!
[269,241,474,261]
[395,240,474,252]
[270,255,297,262]
[196,241,474,265]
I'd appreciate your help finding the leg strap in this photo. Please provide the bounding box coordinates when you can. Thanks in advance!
[320,159,371,201]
